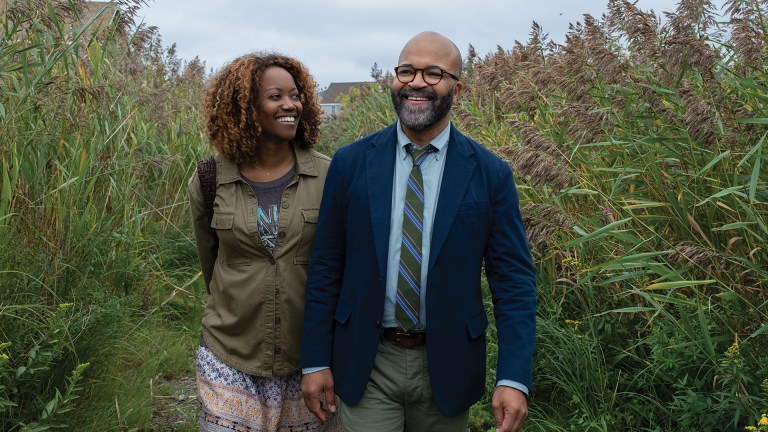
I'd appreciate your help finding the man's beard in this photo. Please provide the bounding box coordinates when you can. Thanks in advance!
[391,86,454,131]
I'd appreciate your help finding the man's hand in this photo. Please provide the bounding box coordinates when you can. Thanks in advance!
[301,369,337,422]
[492,386,528,432]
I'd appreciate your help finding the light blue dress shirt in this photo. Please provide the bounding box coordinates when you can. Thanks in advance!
[382,121,449,329]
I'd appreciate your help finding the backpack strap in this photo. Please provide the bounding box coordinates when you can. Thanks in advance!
[197,156,217,224]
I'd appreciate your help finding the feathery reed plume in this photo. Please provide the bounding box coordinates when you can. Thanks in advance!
[583,14,626,84]
[725,0,766,69]
[605,0,626,34]
[473,46,513,93]
[553,22,594,105]
[111,0,149,35]
[497,146,571,190]
[679,81,720,146]
[660,0,720,82]
[508,119,566,157]
[669,242,725,273]
[666,0,718,35]
[133,155,184,178]
[4,0,85,35]
[609,0,662,65]
[452,104,480,132]
[474,21,548,109]
[463,44,478,83]
[669,242,763,298]
[541,15,623,143]
[520,203,576,247]
[564,104,611,144]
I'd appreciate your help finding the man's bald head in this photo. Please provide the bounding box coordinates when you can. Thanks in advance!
[399,31,462,75]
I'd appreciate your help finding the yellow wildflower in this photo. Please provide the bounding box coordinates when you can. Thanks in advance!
[745,426,757,431]
[58,303,73,310]
[562,257,580,266]
[0,353,8,362]
[564,319,582,326]
[758,413,768,426]
[725,342,740,359]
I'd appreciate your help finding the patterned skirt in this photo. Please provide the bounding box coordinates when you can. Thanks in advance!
[196,345,341,432]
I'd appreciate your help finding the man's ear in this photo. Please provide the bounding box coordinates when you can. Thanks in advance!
[453,80,465,103]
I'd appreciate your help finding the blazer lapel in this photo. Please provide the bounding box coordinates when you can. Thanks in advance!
[429,126,475,272]
[367,124,398,281]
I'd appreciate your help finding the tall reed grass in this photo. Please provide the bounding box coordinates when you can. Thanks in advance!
[3,0,767,430]
[1,0,206,429]
[324,0,768,430]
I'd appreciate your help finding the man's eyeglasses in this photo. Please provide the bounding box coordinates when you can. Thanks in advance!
[394,65,460,85]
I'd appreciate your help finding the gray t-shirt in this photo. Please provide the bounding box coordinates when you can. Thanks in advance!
[242,167,295,253]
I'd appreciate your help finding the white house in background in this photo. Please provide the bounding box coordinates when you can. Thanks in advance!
[319,82,371,116]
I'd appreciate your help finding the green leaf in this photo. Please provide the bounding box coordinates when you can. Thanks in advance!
[564,188,599,195]
[696,150,730,176]
[737,131,765,167]
[747,322,768,340]
[712,221,755,231]
[749,156,762,202]
[697,186,748,205]
[641,280,716,291]
[601,306,656,314]
[565,218,632,247]
[621,201,668,210]
[733,117,768,124]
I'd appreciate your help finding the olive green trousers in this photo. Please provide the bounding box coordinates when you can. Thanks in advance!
[339,340,469,432]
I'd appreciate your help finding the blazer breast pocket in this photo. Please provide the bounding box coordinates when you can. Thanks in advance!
[455,200,491,240]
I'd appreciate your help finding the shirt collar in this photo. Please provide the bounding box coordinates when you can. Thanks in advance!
[396,120,450,160]
[216,141,319,184]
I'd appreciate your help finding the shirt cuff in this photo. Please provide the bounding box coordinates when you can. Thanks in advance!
[496,379,529,396]
[302,366,330,375]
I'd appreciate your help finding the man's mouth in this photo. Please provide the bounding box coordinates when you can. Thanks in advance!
[400,90,434,102]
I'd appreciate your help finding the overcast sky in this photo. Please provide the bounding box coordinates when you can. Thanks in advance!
[135,0,727,90]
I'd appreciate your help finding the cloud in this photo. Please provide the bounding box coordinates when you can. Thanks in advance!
[136,0,726,88]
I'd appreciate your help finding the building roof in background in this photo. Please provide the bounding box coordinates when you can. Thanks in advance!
[319,82,371,104]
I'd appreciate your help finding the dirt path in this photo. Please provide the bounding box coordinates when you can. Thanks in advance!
[150,373,198,431]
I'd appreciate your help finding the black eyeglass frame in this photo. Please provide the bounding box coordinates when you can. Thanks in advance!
[393,65,460,85]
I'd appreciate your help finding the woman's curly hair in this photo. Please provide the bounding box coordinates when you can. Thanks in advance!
[201,52,322,163]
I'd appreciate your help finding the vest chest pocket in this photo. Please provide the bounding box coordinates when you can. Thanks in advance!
[211,211,251,266]
[293,208,318,265]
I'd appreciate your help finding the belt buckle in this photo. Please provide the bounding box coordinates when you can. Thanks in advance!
[395,331,411,343]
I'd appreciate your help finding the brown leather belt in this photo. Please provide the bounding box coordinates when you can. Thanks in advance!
[381,328,427,348]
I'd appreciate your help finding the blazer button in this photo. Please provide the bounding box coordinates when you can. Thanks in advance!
[282,201,289,209]
[269,257,276,265]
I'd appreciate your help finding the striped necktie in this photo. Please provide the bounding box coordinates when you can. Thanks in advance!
[395,144,436,330]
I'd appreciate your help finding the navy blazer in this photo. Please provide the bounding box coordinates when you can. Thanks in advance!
[301,123,536,416]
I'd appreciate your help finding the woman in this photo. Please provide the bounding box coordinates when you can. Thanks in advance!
[188,53,340,431]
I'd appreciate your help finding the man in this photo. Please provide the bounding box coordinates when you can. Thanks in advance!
[301,31,536,432]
